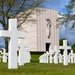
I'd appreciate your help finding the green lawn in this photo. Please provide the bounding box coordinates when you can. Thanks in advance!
[0,53,75,75]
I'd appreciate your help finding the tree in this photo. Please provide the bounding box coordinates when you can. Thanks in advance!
[0,0,45,29]
[58,0,75,28]
[72,43,75,53]
[59,38,66,46]
[59,38,69,46]
[0,0,45,51]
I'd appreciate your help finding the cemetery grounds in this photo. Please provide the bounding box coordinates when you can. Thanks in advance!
[0,53,75,75]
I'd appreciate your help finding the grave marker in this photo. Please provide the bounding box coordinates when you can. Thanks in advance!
[58,54,63,63]
[49,48,54,63]
[69,50,74,63]
[59,40,71,65]
[2,48,8,63]
[54,45,60,64]
[18,39,25,66]
[0,19,25,69]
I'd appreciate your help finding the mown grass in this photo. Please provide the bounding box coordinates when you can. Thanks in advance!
[0,53,75,75]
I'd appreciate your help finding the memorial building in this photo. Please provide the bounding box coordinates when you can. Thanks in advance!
[19,8,59,52]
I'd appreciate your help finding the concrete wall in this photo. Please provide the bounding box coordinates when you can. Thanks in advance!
[21,8,59,52]
[36,8,59,51]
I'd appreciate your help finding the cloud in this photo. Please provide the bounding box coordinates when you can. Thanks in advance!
[59,26,67,39]
[67,33,75,45]
[59,22,75,46]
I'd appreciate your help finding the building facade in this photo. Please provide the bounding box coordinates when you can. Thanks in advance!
[21,8,59,52]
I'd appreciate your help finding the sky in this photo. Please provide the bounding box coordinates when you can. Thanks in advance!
[0,25,5,48]
[43,0,75,45]
[43,0,70,13]
[0,0,74,48]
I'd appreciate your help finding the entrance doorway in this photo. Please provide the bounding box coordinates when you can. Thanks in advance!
[46,43,50,51]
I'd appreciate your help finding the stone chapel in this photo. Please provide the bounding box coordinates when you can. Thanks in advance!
[18,8,59,52]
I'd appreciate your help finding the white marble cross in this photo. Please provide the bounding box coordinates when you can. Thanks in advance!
[0,50,3,61]
[0,19,25,69]
[18,39,25,66]
[58,54,63,63]
[39,52,49,63]
[46,51,49,63]
[69,50,74,63]
[1,48,8,63]
[0,48,8,63]
[49,49,54,63]
[22,46,31,64]
[39,54,45,63]
[54,45,59,64]
[73,54,75,63]
[68,54,71,63]
[59,40,71,65]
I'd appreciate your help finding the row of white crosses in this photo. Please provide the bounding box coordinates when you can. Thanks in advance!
[39,40,73,66]
[58,54,63,63]
[68,50,75,63]
[0,19,26,69]
[0,48,8,62]
[39,45,60,64]
[69,50,73,63]
[0,39,31,66]
[39,51,49,63]
[49,49,54,63]
[59,40,75,65]
[54,45,60,64]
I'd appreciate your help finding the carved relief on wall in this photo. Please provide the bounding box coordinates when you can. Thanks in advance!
[45,18,52,39]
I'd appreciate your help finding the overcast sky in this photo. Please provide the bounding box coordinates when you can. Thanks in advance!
[43,0,75,45]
